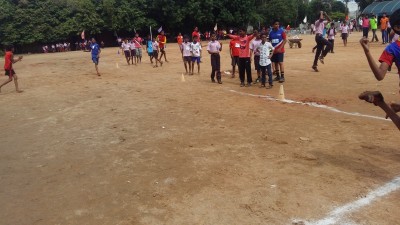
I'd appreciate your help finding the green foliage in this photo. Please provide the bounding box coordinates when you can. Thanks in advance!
[0,0,354,48]
[355,0,374,11]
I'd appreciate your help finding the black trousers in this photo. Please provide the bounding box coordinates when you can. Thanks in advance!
[210,54,221,80]
[328,39,334,53]
[238,57,252,83]
[313,34,332,66]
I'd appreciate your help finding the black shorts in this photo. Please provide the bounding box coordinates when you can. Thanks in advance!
[5,69,15,76]
[254,55,260,71]
[131,50,136,57]
[153,51,159,58]
[341,33,348,40]
[183,56,192,62]
[160,47,165,53]
[124,50,130,58]
[271,53,284,63]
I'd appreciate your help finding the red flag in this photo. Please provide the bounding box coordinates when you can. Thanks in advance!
[81,30,85,40]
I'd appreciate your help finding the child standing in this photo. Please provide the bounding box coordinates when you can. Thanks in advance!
[250,32,262,83]
[256,33,275,88]
[180,35,192,74]
[190,36,202,74]
[229,33,240,78]
[129,39,136,65]
[359,9,400,130]
[207,33,222,84]
[157,31,168,62]
[0,45,23,93]
[327,22,336,53]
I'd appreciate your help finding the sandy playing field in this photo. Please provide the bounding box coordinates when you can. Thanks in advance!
[1,32,399,225]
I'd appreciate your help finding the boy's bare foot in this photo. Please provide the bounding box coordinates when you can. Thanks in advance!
[160,61,163,67]
[359,91,384,105]
[97,73,101,76]
[16,90,23,93]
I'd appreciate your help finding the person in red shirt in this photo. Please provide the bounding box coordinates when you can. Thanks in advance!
[192,27,200,41]
[177,32,183,47]
[157,30,168,62]
[358,9,400,130]
[1,45,23,93]
[227,28,258,87]
[229,31,240,78]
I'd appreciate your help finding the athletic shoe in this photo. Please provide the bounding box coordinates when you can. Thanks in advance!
[240,82,245,87]
[312,65,319,72]
[274,76,281,81]
[211,78,215,83]
[253,77,260,84]
[218,79,222,84]
[247,82,252,87]
[279,77,285,83]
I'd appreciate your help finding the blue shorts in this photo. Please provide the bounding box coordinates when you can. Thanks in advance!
[92,57,99,65]
[271,53,284,63]
[192,57,200,63]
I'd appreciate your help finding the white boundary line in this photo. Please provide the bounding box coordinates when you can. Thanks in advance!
[294,176,400,225]
[228,89,390,122]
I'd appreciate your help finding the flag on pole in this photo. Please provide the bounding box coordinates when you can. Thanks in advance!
[157,26,163,33]
[150,26,152,40]
[303,16,307,23]
[81,30,85,40]
[214,23,218,31]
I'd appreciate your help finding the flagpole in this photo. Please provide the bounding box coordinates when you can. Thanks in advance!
[150,26,152,40]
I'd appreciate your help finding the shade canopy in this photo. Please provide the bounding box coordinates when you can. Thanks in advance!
[362,0,400,16]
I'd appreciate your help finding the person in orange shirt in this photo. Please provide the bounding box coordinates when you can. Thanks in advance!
[380,13,389,44]
[157,30,168,62]
[177,32,183,47]
[229,31,240,78]
[0,45,23,93]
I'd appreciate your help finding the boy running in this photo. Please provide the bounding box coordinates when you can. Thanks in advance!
[256,33,275,88]
[250,31,262,83]
[90,38,101,76]
[191,36,202,74]
[121,39,131,65]
[134,33,143,63]
[152,37,163,68]
[229,32,240,78]
[312,11,332,72]
[129,39,137,65]
[0,45,23,93]
[157,31,168,62]
[180,35,192,74]
[146,35,154,64]
[270,20,287,82]
[207,33,222,84]
[359,9,400,130]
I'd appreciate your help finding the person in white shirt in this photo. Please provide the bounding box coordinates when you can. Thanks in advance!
[250,32,262,83]
[256,33,275,88]
[121,39,131,65]
[327,22,336,53]
[190,36,202,74]
[180,35,192,74]
[129,40,137,65]
[207,33,222,84]
[341,22,349,46]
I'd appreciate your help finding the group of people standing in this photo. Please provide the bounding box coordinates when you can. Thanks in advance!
[361,13,393,44]
[174,22,287,88]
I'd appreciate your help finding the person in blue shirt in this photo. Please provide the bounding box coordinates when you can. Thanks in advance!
[90,38,101,76]
[269,20,287,83]
[146,35,154,64]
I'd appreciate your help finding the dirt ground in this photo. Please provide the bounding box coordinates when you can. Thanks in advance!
[1,32,399,225]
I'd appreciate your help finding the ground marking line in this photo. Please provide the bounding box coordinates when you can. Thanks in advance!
[293,176,400,225]
[228,90,389,122]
